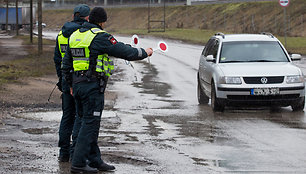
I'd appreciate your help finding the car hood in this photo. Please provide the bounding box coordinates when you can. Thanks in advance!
[218,62,302,76]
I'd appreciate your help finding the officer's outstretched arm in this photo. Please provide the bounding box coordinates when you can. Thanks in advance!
[92,34,149,61]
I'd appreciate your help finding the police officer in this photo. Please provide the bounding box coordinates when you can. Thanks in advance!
[62,7,153,173]
[53,4,90,162]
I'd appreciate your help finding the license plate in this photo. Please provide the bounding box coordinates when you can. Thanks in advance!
[251,88,280,95]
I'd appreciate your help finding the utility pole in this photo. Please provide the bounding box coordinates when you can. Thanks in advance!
[6,0,8,32]
[38,0,43,55]
[284,7,287,47]
[16,0,19,35]
[30,0,33,43]
[279,0,290,48]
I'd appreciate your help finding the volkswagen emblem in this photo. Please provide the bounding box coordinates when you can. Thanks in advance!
[261,77,268,84]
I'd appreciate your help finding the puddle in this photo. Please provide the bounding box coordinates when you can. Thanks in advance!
[191,157,225,167]
[19,111,62,122]
[16,140,40,145]
[19,110,117,122]
[22,127,54,134]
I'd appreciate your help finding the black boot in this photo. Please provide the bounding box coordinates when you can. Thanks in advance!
[71,165,98,173]
[95,162,115,171]
[58,155,70,162]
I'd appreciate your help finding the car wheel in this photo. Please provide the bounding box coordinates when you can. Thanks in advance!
[291,96,305,111]
[211,82,225,112]
[197,75,209,104]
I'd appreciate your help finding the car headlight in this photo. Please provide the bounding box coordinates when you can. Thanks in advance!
[220,77,242,84]
[286,75,304,83]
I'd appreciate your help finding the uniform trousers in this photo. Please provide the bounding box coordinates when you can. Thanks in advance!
[71,79,104,167]
[58,79,77,159]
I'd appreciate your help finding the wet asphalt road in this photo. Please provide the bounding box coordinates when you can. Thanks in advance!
[1,33,306,173]
[107,35,306,173]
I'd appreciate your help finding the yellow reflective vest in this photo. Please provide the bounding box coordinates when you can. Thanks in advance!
[57,30,69,58]
[69,28,114,77]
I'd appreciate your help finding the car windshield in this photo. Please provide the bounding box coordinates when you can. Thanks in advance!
[219,41,289,63]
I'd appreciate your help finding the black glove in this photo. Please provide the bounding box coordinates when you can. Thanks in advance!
[56,78,63,92]
[63,70,73,87]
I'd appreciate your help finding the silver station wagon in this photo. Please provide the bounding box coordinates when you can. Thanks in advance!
[197,33,305,112]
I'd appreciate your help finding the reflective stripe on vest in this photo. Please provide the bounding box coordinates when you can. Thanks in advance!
[58,30,69,59]
[69,28,114,77]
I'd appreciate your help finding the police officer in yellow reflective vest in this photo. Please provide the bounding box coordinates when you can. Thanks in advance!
[62,7,153,173]
[53,4,90,163]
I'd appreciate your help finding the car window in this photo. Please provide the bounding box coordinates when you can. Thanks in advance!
[207,39,219,58]
[219,41,289,63]
[202,39,214,56]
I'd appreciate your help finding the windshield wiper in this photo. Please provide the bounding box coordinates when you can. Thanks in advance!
[221,60,243,63]
[246,59,277,62]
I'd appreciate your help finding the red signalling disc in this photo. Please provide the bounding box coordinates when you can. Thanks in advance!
[134,37,138,45]
[158,41,168,52]
[131,34,139,47]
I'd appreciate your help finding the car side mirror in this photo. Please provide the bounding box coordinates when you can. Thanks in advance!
[206,55,215,62]
[290,54,302,61]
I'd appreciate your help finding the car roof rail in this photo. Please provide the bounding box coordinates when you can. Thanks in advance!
[215,32,225,38]
[260,32,274,38]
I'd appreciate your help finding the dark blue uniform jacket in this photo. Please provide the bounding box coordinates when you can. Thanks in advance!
[53,17,88,80]
[62,22,148,87]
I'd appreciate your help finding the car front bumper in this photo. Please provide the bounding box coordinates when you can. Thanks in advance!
[216,83,305,106]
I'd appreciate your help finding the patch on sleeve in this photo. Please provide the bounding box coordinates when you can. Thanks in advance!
[108,36,117,45]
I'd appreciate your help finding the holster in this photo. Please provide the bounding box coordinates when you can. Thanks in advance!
[99,76,108,93]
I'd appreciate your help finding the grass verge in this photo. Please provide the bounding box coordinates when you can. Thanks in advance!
[0,36,55,89]
[114,28,306,55]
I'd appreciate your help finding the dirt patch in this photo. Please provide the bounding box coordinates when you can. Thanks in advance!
[0,76,61,106]
[0,33,55,120]
[0,32,63,120]
[0,33,28,62]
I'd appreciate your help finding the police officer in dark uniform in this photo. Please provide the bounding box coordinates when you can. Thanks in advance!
[53,4,90,162]
[62,7,153,173]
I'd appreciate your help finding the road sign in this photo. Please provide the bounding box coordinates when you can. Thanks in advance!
[279,0,289,7]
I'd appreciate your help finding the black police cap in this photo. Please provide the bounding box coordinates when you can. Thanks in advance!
[73,4,90,17]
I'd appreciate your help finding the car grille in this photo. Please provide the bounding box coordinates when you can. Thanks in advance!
[227,94,299,101]
[226,94,300,106]
[243,76,284,84]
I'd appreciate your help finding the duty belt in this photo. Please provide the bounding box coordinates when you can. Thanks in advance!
[72,71,98,84]
[73,70,87,77]
[74,70,104,78]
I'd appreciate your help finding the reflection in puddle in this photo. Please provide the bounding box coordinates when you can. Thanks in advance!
[19,111,62,122]
[19,110,117,122]
[16,140,40,145]
[191,157,225,167]
[22,127,54,134]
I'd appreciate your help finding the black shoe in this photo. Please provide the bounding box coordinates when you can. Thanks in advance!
[95,162,115,171]
[71,165,98,173]
[58,155,70,162]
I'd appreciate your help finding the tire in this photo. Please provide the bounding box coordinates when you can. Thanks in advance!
[211,82,225,112]
[291,96,305,112]
[197,78,209,104]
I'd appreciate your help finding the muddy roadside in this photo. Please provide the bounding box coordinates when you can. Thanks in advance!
[0,31,61,119]
[0,32,125,173]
